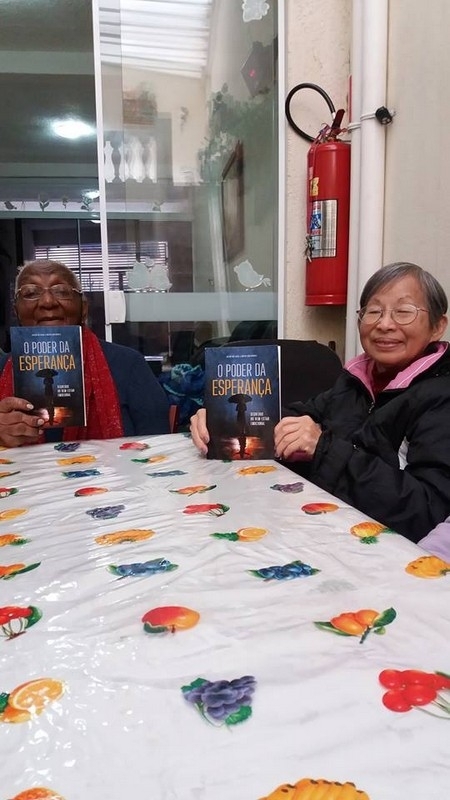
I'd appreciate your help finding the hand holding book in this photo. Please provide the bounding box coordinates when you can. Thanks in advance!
[0,396,46,448]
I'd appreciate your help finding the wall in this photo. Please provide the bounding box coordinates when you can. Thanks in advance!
[384,0,450,299]
[284,0,351,358]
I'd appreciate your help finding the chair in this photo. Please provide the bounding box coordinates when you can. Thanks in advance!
[169,404,179,433]
[220,339,342,407]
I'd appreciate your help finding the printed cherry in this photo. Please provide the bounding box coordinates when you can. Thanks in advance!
[382,690,412,712]
[379,669,405,689]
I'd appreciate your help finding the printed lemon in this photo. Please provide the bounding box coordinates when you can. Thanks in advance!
[11,790,65,800]
[8,678,64,714]
[238,465,277,475]
[236,527,268,542]
[0,508,28,522]
[57,455,96,466]
[405,555,450,578]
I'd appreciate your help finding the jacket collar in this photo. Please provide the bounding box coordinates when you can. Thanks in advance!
[345,341,449,395]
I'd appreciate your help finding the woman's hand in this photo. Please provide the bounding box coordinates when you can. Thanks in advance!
[274,415,322,461]
[190,408,209,456]
[0,397,46,448]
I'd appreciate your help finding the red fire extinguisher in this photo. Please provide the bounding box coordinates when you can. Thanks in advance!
[285,84,351,305]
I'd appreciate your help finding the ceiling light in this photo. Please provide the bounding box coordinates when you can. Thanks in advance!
[52,119,95,140]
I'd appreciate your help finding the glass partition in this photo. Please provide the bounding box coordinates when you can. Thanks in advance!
[96,0,280,368]
[0,0,281,370]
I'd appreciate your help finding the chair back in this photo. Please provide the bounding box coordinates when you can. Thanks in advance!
[169,404,179,433]
[222,339,342,407]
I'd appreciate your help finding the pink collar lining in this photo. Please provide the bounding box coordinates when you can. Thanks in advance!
[345,341,448,397]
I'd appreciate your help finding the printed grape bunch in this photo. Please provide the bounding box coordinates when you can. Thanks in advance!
[86,504,125,520]
[182,675,256,726]
[249,560,319,581]
[108,558,178,578]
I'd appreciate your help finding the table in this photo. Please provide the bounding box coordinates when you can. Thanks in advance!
[1,433,449,800]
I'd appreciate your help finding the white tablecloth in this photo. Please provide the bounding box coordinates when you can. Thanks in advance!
[1,433,449,800]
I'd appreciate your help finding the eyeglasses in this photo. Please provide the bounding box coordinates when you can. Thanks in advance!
[357,304,429,326]
[15,284,83,302]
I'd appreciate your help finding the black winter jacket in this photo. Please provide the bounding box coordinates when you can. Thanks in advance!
[285,344,450,542]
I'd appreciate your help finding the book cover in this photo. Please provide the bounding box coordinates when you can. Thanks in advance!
[10,326,86,428]
[204,344,281,460]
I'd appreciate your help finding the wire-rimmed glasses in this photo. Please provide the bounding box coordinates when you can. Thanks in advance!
[15,284,83,302]
[357,304,429,326]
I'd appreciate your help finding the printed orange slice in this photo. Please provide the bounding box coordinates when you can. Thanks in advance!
[237,527,268,541]
[0,508,27,522]
[350,521,389,543]
[8,677,64,714]
[405,555,450,579]
[11,789,65,800]
[1,705,32,724]
[301,502,339,515]
[95,529,155,545]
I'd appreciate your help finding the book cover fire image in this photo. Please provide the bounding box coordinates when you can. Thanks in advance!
[204,344,281,460]
[10,326,86,428]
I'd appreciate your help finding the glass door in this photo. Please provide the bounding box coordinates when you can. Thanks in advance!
[94,0,281,371]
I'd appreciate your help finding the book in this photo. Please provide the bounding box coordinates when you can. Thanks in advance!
[204,344,281,460]
[10,326,86,428]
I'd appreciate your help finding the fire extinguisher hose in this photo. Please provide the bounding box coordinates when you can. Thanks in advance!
[285,82,336,142]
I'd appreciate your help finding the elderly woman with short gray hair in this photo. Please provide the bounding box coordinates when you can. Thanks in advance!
[191,262,450,543]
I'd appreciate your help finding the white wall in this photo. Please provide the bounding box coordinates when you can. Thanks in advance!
[384,0,450,300]
[284,0,351,358]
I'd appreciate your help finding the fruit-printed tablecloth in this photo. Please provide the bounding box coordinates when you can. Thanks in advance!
[1,434,450,800]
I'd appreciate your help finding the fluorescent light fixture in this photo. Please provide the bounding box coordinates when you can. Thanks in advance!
[52,119,95,139]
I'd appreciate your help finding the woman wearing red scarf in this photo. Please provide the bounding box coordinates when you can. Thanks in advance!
[0,260,169,447]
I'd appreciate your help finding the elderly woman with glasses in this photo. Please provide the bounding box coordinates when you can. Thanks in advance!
[190,262,450,543]
[0,259,169,446]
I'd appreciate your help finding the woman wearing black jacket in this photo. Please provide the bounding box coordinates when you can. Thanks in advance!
[191,262,450,543]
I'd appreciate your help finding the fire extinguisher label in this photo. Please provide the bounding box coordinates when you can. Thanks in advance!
[310,177,319,197]
[309,199,337,258]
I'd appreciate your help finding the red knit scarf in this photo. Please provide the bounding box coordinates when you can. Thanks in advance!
[0,327,124,442]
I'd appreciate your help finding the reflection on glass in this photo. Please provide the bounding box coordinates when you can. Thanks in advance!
[98,0,279,366]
